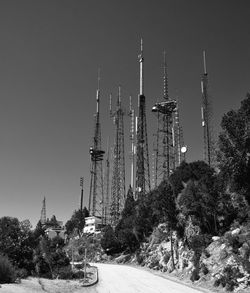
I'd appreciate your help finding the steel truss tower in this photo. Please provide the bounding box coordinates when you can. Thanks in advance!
[201,51,214,166]
[152,52,177,188]
[104,138,110,225]
[135,39,151,198]
[110,87,126,226]
[173,105,186,167]
[89,74,105,220]
[40,197,46,225]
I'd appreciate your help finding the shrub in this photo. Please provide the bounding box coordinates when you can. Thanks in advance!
[57,266,73,279]
[101,225,121,254]
[214,265,244,291]
[0,255,16,284]
[224,232,241,253]
[16,268,29,279]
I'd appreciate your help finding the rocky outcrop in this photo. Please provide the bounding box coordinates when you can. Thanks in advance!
[133,223,250,292]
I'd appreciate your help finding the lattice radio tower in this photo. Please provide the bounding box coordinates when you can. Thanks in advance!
[103,137,110,225]
[173,105,186,167]
[152,52,177,188]
[135,39,151,198]
[110,86,126,226]
[40,197,46,225]
[201,51,214,166]
[89,72,105,220]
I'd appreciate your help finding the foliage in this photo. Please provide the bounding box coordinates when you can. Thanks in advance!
[33,236,70,278]
[170,160,215,197]
[0,217,35,273]
[101,225,121,254]
[0,255,16,284]
[214,265,244,291]
[65,207,89,236]
[46,215,60,228]
[116,228,139,253]
[217,93,250,204]
[115,186,140,251]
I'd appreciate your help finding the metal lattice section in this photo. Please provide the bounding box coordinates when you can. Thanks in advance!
[152,52,177,188]
[110,87,126,226]
[135,39,151,198]
[89,76,105,220]
[40,197,46,225]
[201,51,215,166]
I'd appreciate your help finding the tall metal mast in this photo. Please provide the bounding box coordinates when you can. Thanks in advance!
[89,71,105,220]
[110,86,126,226]
[201,51,214,166]
[80,177,84,212]
[40,197,46,225]
[129,96,136,192]
[104,138,110,225]
[152,51,176,188]
[135,39,151,198]
[173,104,186,167]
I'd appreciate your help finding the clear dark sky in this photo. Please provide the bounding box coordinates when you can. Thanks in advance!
[0,0,249,226]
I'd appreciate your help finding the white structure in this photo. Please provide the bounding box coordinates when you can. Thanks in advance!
[83,216,102,234]
[45,220,66,240]
[45,227,66,239]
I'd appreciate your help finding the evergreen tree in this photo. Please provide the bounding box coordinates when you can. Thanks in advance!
[218,93,250,204]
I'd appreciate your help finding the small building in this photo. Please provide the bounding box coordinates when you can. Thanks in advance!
[83,216,102,234]
[45,220,66,240]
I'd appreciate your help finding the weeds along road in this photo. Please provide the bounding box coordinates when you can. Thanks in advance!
[85,263,205,293]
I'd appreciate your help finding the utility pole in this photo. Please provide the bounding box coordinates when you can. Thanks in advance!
[201,51,214,166]
[89,71,105,221]
[135,39,151,198]
[110,86,126,226]
[152,51,177,187]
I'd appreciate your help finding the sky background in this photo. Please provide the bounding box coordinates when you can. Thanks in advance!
[0,0,249,227]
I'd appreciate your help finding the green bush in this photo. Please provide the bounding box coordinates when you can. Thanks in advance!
[214,265,244,291]
[57,266,73,279]
[16,268,29,279]
[0,255,16,284]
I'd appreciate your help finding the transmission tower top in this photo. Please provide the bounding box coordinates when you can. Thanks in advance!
[96,69,100,114]
[163,51,169,100]
[139,38,144,96]
[40,197,46,225]
[203,50,207,75]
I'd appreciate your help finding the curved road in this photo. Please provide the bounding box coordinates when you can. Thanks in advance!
[85,263,205,293]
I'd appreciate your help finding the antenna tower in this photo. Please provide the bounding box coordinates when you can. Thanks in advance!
[40,197,46,225]
[201,51,214,166]
[135,39,151,198]
[80,177,84,211]
[173,104,186,166]
[89,71,105,220]
[110,87,126,226]
[152,51,177,188]
[129,96,136,193]
[104,138,110,225]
